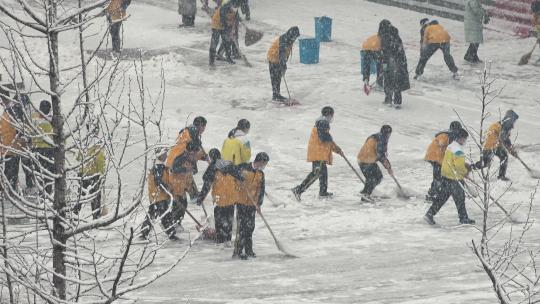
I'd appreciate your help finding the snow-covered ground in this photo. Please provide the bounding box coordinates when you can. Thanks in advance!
[5,0,540,302]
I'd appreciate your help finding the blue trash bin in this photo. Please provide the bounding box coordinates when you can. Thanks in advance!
[299,38,320,64]
[360,51,378,76]
[315,16,332,42]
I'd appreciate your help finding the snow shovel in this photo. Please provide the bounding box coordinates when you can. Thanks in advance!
[241,182,297,258]
[232,39,252,67]
[518,42,538,65]
[160,185,216,239]
[341,154,365,184]
[282,75,300,105]
[466,179,525,224]
[389,173,413,199]
[515,155,540,179]
[242,22,264,47]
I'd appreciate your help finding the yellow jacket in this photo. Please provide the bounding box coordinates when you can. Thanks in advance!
[78,144,106,176]
[362,34,381,51]
[32,112,54,149]
[424,132,449,164]
[221,130,251,165]
[423,24,451,44]
[441,141,469,180]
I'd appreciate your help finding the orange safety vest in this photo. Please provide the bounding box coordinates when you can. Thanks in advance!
[357,136,378,164]
[362,34,381,51]
[0,110,23,156]
[107,0,128,22]
[237,169,263,206]
[212,171,239,207]
[267,38,292,64]
[483,122,503,151]
[211,8,223,30]
[147,170,171,204]
[424,132,450,165]
[307,126,335,165]
[424,24,451,44]
[165,129,193,168]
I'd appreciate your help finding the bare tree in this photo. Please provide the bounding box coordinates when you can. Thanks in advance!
[458,63,540,304]
[0,1,195,303]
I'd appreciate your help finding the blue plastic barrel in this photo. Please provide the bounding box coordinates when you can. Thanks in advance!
[299,38,320,64]
[360,51,378,75]
[315,16,332,42]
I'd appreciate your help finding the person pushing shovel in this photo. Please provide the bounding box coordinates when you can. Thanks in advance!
[292,106,343,201]
[424,128,476,225]
[234,152,269,260]
[357,125,393,203]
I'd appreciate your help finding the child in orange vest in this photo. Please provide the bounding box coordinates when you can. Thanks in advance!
[292,107,343,201]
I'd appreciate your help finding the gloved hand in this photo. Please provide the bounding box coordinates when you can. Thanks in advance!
[382,63,388,71]
[483,14,490,24]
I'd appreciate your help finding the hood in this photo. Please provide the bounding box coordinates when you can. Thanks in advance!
[428,20,439,26]
[284,26,300,43]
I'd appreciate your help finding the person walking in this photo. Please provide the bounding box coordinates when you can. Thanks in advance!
[106,0,131,54]
[464,0,489,63]
[424,121,462,203]
[424,128,476,225]
[378,20,410,109]
[292,107,343,201]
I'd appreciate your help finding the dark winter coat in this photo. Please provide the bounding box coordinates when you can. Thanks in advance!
[178,0,197,16]
[379,24,410,92]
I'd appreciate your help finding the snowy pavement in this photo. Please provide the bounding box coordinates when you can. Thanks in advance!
[28,0,540,302]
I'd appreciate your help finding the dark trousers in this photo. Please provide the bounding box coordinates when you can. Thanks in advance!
[2,156,20,190]
[74,175,102,219]
[172,196,188,225]
[359,163,383,195]
[141,200,177,238]
[464,43,480,62]
[476,147,508,179]
[214,205,235,243]
[210,29,231,64]
[240,0,250,20]
[427,162,442,200]
[237,204,256,254]
[384,89,402,105]
[296,161,328,195]
[426,178,469,220]
[415,43,458,76]
[361,51,383,86]
[34,148,55,195]
[269,63,284,98]
[181,15,195,26]
[21,156,34,188]
[110,21,122,53]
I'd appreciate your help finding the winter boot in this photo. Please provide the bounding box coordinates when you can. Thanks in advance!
[423,213,436,225]
[273,94,287,102]
[361,194,375,203]
[459,218,476,225]
[319,192,333,199]
[291,187,302,202]
[498,176,510,182]
[245,238,256,257]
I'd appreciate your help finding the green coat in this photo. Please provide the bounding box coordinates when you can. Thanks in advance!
[464,0,486,44]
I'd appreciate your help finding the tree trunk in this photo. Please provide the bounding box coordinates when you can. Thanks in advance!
[48,9,67,298]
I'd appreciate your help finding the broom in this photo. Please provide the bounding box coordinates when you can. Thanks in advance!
[518,42,538,65]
